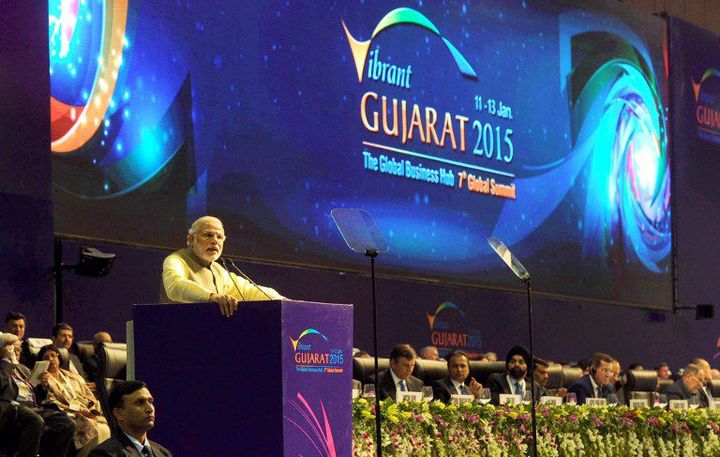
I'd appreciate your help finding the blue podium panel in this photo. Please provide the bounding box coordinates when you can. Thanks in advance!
[133,300,353,456]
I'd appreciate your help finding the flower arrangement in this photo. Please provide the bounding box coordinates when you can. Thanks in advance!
[352,398,720,456]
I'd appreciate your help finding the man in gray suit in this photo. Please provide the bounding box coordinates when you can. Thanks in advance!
[660,364,703,403]
[89,381,172,456]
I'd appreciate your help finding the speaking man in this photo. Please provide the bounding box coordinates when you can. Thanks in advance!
[161,216,284,317]
[431,350,483,403]
[90,381,172,456]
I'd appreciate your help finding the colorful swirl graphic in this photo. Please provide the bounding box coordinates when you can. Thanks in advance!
[571,32,671,273]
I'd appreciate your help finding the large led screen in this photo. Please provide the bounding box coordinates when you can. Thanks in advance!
[50,0,672,307]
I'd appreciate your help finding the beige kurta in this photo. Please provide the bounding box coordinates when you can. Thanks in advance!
[43,368,111,456]
[160,247,283,303]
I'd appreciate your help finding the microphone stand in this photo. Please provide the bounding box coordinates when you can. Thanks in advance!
[524,277,538,457]
[365,248,382,457]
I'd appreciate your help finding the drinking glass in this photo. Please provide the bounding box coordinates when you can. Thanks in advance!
[352,380,361,399]
[566,392,577,405]
[690,394,700,409]
[656,394,668,409]
[522,390,533,405]
[422,386,434,402]
[363,384,376,398]
[479,388,491,405]
[607,394,618,406]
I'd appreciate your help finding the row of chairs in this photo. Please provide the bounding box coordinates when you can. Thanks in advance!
[353,357,720,402]
[353,358,583,389]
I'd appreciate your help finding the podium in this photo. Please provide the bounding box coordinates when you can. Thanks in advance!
[132,300,353,456]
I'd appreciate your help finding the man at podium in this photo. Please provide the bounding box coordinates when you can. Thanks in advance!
[160,216,283,317]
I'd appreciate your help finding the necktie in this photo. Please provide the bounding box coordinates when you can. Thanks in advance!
[514,382,522,395]
[142,445,153,457]
[459,384,468,395]
[399,380,407,392]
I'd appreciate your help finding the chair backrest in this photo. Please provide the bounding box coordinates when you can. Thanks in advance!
[544,365,564,389]
[469,361,506,385]
[76,341,95,363]
[26,338,53,357]
[709,379,720,398]
[352,357,390,385]
[95,342,127,430]
[413,359,448,385]
[624,369,659,404]
[561,367,583,388]
[657,378,674,390]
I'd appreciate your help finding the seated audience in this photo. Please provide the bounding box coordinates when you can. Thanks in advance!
[353,350,372,359]
[0,333,75,456]
[656,363,671,380]
[52,322,89,379]
[628,362,644,371]
[419,346,440,361]
[372,344,424,400]
[487,346,543,404]
[660,363,703,402]
[692,357,713,407]
[4,311,35,367]
[711,368,720,380]
[89,381,172,456]
[37,345,111,457]
[576,358,591,375]
[431,350,483,403]
[83,331,113,381]
[567,352,617,404]
[484,351,498,362]
[534,358,565,398]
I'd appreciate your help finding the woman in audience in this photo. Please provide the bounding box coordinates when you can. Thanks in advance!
[37,344,111,457]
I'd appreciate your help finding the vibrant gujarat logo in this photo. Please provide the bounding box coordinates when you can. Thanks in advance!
[692,68,720,138]
[341,7,477,83]
[290,328,328,350]
[426,301,466,329]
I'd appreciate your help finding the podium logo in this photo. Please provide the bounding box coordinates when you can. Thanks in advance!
[290,328,328,351]
[290,328,344,374]
[692,68,720,143]
[341,7,477,85]
[425,301,482,357]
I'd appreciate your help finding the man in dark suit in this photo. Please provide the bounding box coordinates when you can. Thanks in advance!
[90,381,172,456]
[431,350,483,403]
[373,344,424,401]
[51,322,89,380]
[3,312,35,368]
[487,345,543,404]
[660,363,703,402]
[0,332,75,457]
[692,358,713,407]
[567,352,617,404]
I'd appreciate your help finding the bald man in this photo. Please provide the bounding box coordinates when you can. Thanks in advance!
[161,216,284,317]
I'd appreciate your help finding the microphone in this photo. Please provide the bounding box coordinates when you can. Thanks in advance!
[223,257,275,301]
[219,258,246,301]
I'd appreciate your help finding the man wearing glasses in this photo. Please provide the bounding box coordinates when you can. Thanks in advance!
[567,352,618,404]
[160,216,283,317]
[661,364,703,402]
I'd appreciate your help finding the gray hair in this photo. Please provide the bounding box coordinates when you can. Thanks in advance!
[188,216,223,236]
[684,364,702,377]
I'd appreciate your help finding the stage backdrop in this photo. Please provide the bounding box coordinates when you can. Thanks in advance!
[50,0,672,308]
[669,17,720,310]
